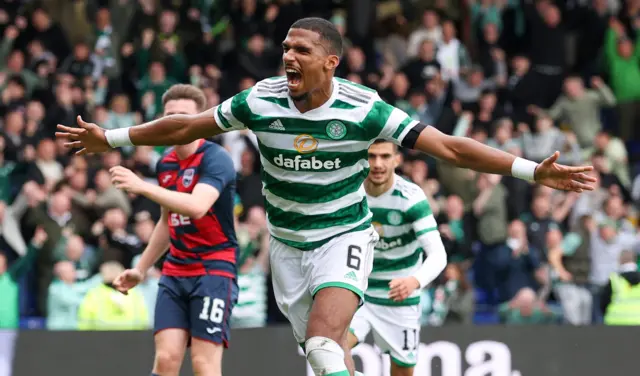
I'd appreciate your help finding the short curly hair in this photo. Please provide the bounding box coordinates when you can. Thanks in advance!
[291,17,343,58]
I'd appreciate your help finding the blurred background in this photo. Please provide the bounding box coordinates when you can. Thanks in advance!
[1,0,640,374]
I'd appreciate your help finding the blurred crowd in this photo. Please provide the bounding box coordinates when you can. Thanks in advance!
[1,0,640,330]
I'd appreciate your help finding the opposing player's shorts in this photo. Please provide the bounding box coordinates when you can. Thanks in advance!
[270,227,378,344]
[350,303,422,367]
[154,274,238,347]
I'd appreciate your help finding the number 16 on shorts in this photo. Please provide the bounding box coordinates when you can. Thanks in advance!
[199,297,225,324]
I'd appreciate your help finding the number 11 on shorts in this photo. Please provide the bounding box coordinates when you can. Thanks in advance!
[402,329,418,351]
[199,297,225,324]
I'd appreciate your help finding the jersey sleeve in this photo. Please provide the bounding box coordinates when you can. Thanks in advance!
[366,94,420,145]
[213,88,254,132]
[405,188,438,237]
[197,146,236,193]
[155,158,163,185]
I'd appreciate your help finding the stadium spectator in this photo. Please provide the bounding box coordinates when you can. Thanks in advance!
[236,148,264,213]
[519,116,582,165]
[422,263,474,326]
[498,286,558,324]
[584,130,631,190]
[236,32,277,81]
[407,9,443,57]
[94,207,141,268]
[55,234,99,282]
[46,260,101,330]
[605,18,640,141]
[474,173,508,249]
[0,227,46,329]
[601,250,640,325]
[232,207,269,329]
[520,191,559,257]
[437,19,472,82]
[437,195,474,265]
[0,28,43,97]
[548,227,593,325]
[402,39,441,92]
[77,261,149,330]
[522,1,567,108]
[529,76,616,148]
[588,216,639,323]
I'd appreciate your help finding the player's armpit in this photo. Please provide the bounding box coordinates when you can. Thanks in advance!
[412,125,516,176]
[129,108,223,146]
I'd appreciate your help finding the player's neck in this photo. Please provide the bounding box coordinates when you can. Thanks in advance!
[365,176,395,198]
[292,80,333,113]
[175,140,200,160]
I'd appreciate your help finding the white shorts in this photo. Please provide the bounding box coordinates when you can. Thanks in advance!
[270,227,378,344]
[350,303,422,367]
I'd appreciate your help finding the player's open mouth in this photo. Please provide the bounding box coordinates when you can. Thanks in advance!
[286,68,302,89]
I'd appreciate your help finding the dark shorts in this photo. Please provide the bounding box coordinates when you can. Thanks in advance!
[154,274,238,347]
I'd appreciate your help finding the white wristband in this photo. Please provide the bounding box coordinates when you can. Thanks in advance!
[104,128,133,148]
[511,157,538,182]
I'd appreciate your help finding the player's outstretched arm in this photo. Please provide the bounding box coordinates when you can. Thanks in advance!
[411,125,597,192]
[56,108,222,155]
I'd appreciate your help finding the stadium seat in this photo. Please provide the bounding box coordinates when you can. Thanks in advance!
[20,317,46,330]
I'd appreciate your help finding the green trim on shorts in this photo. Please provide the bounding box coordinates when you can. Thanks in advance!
[390,354,417,368]
[364,295,420,306]
[299,342,306,353]
[312,282,364,301]
[273,222,372,251]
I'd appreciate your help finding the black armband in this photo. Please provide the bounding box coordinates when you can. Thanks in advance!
[400,123,427,149]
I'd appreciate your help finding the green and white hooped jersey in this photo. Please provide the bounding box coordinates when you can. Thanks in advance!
[214,77,419,250]
[366,175,437,306]
[231,267,267,329]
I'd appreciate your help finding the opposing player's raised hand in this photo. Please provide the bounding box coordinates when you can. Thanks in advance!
[534,151,596,192]
[113,268,144,295]
[110,166,147,194]
[388,277,421,302]
[55,116,110,155]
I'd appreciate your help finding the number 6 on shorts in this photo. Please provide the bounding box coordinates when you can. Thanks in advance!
[199,297,225,324]
[347,245,362,270]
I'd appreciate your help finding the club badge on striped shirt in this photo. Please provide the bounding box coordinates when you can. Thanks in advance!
[387,211,403,225]
[182,168,195,188]
[326,121,347,140]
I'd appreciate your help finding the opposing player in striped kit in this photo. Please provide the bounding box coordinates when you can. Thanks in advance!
[348,140,447,376]
[109,85,239,376]
[57,17,595,376]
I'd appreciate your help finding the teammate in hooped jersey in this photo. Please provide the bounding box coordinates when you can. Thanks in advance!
[348,140,447,376]
[110,84,238,376]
